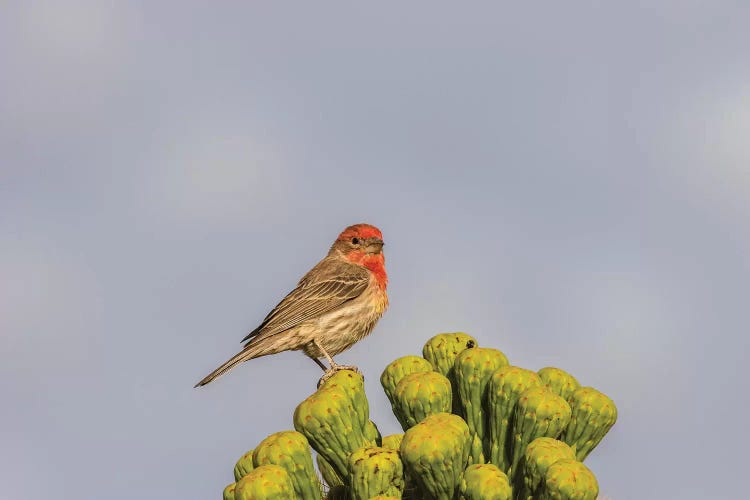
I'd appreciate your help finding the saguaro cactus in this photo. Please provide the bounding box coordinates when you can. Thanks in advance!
[400,412,471,500]
[458,463,512,500]
[223,482,236,500]
[423,332,477,413]
[348,446,405,500]
[486,366,542,470]
[561,386,618,461]
[392,370,453,430]
[234,464,295,500]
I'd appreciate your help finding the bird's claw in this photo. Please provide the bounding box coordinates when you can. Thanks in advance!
[317,364,362,388]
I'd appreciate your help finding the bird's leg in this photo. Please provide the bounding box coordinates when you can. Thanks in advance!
[310,356,328,372]
[313,339,361,387]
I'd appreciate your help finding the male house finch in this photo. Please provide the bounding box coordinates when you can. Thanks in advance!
[195,223,388,387]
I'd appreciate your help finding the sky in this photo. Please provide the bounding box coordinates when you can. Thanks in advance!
[2,2,749,499]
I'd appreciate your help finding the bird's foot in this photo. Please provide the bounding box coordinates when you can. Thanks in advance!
[317,364,362,388]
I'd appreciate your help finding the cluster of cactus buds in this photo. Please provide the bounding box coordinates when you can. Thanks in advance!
[221,333,616,499]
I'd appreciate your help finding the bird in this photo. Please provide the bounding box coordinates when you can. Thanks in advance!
[194,223,388,387]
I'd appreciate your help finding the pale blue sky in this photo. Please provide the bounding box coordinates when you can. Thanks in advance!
[2,2,749,499]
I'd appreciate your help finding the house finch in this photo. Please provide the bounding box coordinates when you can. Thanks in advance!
[194,223,388,387]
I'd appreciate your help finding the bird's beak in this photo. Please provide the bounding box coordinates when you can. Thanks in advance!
[365,238,384,255]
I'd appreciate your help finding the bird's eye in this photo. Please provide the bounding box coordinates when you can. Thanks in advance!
[351,237,360,245]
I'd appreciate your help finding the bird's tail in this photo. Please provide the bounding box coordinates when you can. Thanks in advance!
[194,343,265,387]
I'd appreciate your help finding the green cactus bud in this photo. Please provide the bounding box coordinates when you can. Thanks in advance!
[458,463,512,500]
[400,412,471,500]
[234,464,295,500]
[223,482,236,500]
[454,347,509,461]
[233,449,255,481]
[252,430,321,500]
[317,454,343,489]
[561,387,617,461]
[348,446,406,500]
[509,387,571,478]
[364,420,382,446]
[541,459,598,500]
[381,434,404,451]
[519,438,576,500]
[392,370,453,430]
[423,333,477,415]
[486,366,542,470]
[294,370,369,482]
[538,367,580,402]
[381,355,434,405]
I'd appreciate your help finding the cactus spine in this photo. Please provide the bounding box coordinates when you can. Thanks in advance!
[561,386,618,461]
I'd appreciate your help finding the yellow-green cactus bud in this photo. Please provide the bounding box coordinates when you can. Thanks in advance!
[459,463,512,500]
[381,355,434,405]
[486,366,542,470]
[223,482,236,500]
[509,387,572,477]
[349,446,406,500]
[294,370,369,482]
[317,454,343,489]
[519,438,576,500]
[364,420,382,446]
[400,412,471,500]
[537,367,580,401]
[381,434,403,451]
[454,347,510,462]
[392,370,452,430]
[253,430,321,500]
[540,459,599,500]
[423,332,477,415]
[561,387,617,461]
[233,449,255,481]
[234,464,295,500]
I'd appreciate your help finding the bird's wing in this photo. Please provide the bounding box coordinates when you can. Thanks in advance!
[241,260,370,344]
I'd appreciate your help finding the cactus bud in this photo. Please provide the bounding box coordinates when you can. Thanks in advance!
[486,366,542,470]
[538,367,580,402]
[400,412,471,500]
[233,449,255,481]
[381,355,434,405]
[349,446,406,500]
[252,430,321,500]
[381,433,404,451]
[364,420,382,446]
[561,387,617,461]
[519,438,576,499]
[459,463,512,500]
[222,482,236,500]
[509,387,572,477]
[541,459,599,500]
[234,464,295,500]
[423,332,477,414]
[392,370,452,430]
[454,347,510,461]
